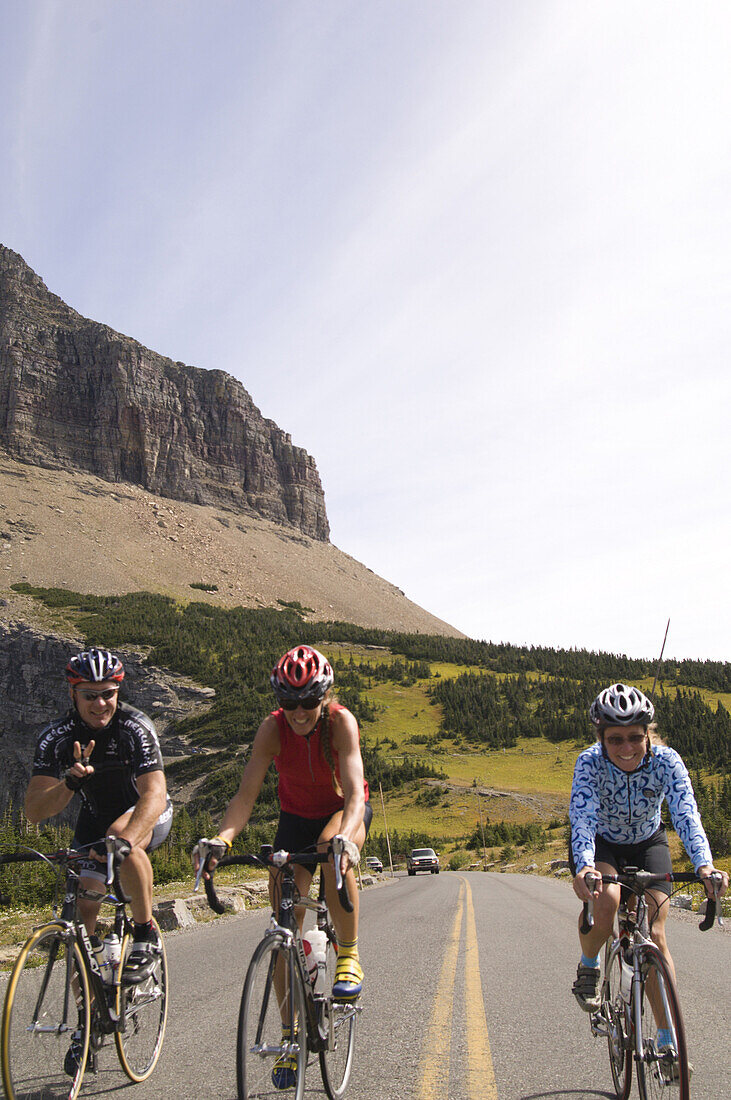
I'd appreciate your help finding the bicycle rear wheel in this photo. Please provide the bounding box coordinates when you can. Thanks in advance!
[635,946,689,1100]
[319,932,357,1100]
[114,918,168,1082]
[237,932,307,1100]
[601,943,632,1100]
[1,923,91,1100]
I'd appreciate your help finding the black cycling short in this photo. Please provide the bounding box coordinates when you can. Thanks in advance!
[72,799,174,884]
[569,825,673,896]
[273,801,373,875]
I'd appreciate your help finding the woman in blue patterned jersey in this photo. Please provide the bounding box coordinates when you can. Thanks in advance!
[569,683,727,1024]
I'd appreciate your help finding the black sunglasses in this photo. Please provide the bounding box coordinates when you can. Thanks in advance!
[75,687,119,702]
[279,696,323,711]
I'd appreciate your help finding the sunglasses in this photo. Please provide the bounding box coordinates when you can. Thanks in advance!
[604,733,647,747]
[279,696,323,711]
[75,687,119,702]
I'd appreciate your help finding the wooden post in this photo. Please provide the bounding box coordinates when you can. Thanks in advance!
[379,782,395,876]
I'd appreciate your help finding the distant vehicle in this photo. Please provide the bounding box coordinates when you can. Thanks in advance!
[365,856,383,874]
[407,848,440,875]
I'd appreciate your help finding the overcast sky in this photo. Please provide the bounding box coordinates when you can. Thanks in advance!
[2,1,730,662]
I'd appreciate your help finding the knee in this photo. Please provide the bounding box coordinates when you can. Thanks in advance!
[121,847,152,877]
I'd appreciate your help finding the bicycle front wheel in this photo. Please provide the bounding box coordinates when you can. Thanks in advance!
[635,946,689,1100]
[236,932,307,1100]
[319,933,357,1100]
[1,923,91,1100]
[114,918,168,1082]
[601,944,632,1100]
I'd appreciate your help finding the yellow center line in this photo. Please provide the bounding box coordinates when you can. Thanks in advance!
[417,879,465,1099]
[464,879,498,1099]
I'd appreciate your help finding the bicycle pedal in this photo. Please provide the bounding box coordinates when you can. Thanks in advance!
[590,1014,609,1038]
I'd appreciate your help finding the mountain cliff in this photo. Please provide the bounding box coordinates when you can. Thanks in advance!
[0,245,328,540]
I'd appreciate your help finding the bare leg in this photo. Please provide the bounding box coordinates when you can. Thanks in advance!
[108,810,154,925]
[577,862,620,959]
[270,865,313,1027]
[645,889,676,1029]
[317,811,366,948]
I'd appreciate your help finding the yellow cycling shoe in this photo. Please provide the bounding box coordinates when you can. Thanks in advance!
[271,1031,298,1090]
[332,953,363,1002]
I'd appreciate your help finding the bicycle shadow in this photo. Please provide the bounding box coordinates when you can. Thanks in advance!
[522,1091,615,1099]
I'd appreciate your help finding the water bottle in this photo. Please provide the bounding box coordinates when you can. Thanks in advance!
[90,934,111,983]
[620,956,633,1001]
[102,933,122,980]
[303,929,328,994]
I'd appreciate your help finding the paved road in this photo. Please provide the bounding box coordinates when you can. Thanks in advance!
[27,872,731,1099]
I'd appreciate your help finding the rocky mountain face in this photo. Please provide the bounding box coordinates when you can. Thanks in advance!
[0,612,215,822]
[0,245,328,540]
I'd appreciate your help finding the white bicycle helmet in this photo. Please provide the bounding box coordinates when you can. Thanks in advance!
[589,683,654,727]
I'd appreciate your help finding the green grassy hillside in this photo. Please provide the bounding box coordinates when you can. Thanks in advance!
[5,587,730,886]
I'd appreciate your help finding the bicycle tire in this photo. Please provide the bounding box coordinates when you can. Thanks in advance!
[1,922,91,1100]
[601,942,632,1100]
[319,930,357,1100]
[236,932,307,1100]
[634,946,689,1100]
[114,917,168,1082]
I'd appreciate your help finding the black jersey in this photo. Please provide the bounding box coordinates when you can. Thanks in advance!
[32,701,166,829]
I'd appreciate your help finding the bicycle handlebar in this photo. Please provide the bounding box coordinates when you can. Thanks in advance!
[0,837,131,891]
[579,869,723,933]
[196,841,354,916]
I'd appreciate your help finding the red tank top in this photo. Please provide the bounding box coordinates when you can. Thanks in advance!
[273,703,369,819]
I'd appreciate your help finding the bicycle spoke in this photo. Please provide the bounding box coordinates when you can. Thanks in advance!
[237,934,307,1100]
[114,920,168,1082]
[319,931,357,1100]
[635,947,690,1100]
[601,943,632,1100]
[1,924,90,1100]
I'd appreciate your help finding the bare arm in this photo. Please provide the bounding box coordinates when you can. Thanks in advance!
[330,709,366,846]
[24,738,97,824]
[215,717,280,846]
[119,769,168,849]
[25,775,75,824]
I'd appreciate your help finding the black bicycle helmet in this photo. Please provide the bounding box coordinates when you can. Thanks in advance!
[65,648,125,685]
[589,683,654,727]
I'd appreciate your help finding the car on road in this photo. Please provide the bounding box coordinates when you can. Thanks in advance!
[407,847,440,875]
[365,856,383,873]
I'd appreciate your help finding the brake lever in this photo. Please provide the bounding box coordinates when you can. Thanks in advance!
[193,839,212,893]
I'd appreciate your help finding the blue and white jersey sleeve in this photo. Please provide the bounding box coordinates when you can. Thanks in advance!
[570,749,600,872]
[658,748,713,872]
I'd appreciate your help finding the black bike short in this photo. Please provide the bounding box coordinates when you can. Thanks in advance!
[569,825,673,896]
[273,801,373,875]
[72,799,174,884]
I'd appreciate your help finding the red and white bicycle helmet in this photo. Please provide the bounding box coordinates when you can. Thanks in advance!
[270,645,334,704]
[589,683,654,727]
[65,648,125,685]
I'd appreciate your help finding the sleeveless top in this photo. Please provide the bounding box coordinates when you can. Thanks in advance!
[272,703,369,819]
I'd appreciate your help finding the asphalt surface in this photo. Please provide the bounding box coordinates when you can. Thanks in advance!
[7,872,728,1099]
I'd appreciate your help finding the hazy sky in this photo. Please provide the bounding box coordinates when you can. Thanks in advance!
[2,2,730,662]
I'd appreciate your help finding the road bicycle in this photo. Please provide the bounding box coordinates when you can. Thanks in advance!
[581,867,723,1100]
[0,836,168,1100]
[196,837,359,1100]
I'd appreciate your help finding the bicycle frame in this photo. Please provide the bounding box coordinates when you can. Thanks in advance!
[4,846,133,1039]
[584,866,722,1098]
[262,857,344,1054]
[598,890,681,1063]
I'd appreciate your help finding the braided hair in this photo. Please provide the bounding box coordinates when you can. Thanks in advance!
[319,698,343,797]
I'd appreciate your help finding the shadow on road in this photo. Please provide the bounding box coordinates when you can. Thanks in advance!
[522,1091,614,1099]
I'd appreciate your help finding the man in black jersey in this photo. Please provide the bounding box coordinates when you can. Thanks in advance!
[25,647,172,986]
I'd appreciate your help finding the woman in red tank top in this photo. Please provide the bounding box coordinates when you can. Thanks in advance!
[202,645,370,1007]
